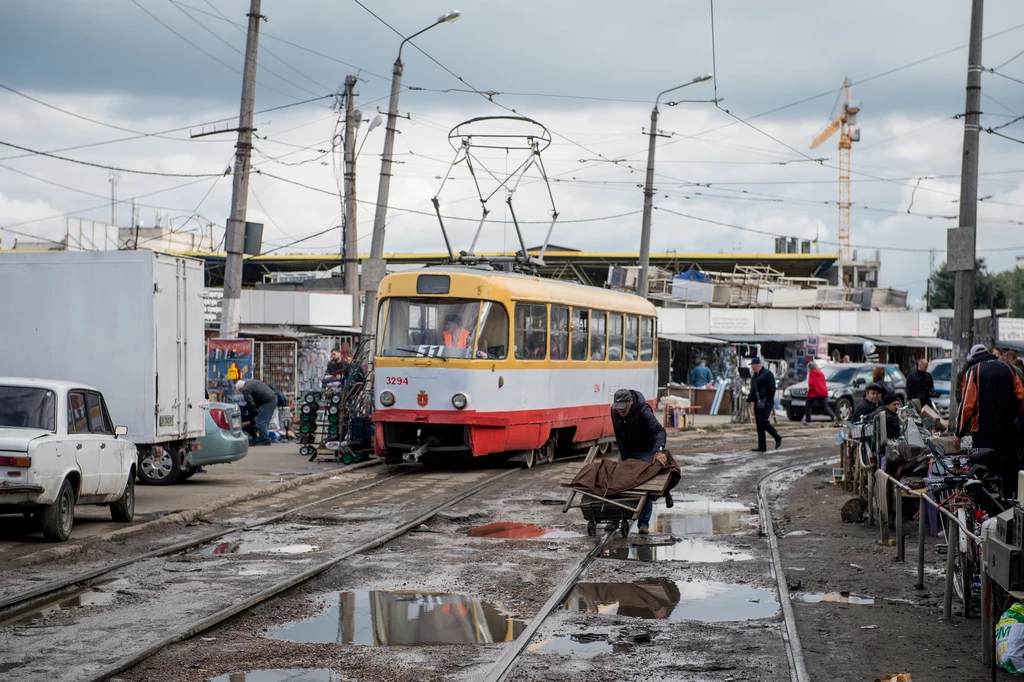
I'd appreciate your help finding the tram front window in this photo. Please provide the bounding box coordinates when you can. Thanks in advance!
[380,298,482,359]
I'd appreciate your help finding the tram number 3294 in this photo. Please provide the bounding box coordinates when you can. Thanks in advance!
[384,376,410,386]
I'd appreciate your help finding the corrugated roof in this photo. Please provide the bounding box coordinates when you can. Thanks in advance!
[658,333,725,345]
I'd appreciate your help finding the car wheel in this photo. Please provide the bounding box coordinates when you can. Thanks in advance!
[137,446,182,486]
[179,466,200,481]
[41,478,76,542]
[836,398,854,422]
[110,474,135,523]
[786,409,803,422]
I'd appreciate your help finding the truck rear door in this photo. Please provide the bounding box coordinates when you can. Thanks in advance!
[153,257,186,439]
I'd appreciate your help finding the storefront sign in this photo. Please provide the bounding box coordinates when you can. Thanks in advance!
[999,318,1024,343]
[708,309,755,335]
[208,338,254,401]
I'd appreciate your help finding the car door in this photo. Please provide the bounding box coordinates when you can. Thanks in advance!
[84,391,124,494]
[68,391,102,496]
[852,368,874,404]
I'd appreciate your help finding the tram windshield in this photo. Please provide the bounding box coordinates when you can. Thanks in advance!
[379,298,509,360]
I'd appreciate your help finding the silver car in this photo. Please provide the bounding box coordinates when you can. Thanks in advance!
[927,358,952,416]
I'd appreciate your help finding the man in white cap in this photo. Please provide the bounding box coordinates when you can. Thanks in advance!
[957,343,1024,498]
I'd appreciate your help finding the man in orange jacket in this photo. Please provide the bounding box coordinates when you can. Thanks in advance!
[957,343,1024,498]
[443,314,471,349]
[804,361,837,424]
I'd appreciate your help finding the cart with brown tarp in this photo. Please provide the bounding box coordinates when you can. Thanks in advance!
[560,445,680,537]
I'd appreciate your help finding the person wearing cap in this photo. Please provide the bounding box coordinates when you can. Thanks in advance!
[804,361,837,424]
[878,393,902,439]
[854,383,884,420]
[746,357,782,452]
[957,343,1024,498]
[611,388,668,534]
[236,378,277,446]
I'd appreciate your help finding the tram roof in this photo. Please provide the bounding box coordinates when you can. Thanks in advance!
[381,266,658,315]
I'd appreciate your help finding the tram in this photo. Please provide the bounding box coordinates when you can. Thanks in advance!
[372,266,658,466]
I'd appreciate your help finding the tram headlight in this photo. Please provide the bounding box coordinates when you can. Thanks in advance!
[452,393,468,410]
[380,390,396,407]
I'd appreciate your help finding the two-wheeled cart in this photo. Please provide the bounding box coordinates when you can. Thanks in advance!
[560,445,673,537]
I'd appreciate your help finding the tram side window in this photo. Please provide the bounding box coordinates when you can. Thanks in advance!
[477,302,509,359]
[640,317,654,361]
[571,309,589,361]
[515,303,548,360]
[625,315,639,361]
[550,307,569,360]
[608,313,624,361]
[590,312,606,361]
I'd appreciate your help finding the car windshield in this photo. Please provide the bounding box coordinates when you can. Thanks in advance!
[0,386,57,431]
[931,362,952,381]
[819,366,860,384]
[378,298,510,360]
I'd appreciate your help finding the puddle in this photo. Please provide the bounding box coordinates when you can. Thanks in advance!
[206,671,337,682]
[269,591,526,645]
[528,634,619,656]
[652,499,758,536]
[0,579,122,627]
[565,578,778,621]
[198,541,319,556]
[467,522,579,539]
[602,537,753,563]
[799,592,875,605]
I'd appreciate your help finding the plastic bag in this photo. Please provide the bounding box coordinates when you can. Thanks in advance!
[997,603,1024,673]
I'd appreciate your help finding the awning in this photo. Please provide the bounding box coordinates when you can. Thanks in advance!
[658,333,725,345]
[826,335,873,345]
[705,334,808,343]
[866,336,952,350]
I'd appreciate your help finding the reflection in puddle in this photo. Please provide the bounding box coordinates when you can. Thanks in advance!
[198,541,319,556]
[565,578,778,622]
[270,591,526,645]
[0,579,121,627]
[467,522,578,539]
[652,499,758,536]
[528,634,623,656]
[800,592,875,605]
[602,538,753,563]
[206,671,338,682]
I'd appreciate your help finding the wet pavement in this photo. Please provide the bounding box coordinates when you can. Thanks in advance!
[601,537,753,562]
[197,541,320,556]
[650,497,759,536]
[564,578,779,621]
[467,521,580,539]
[798,592,875,605]
[206,671,338,682]
[0,579,123,627]
[269,590,526,645]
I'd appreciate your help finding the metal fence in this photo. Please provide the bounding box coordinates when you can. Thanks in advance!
[253,340,297,395]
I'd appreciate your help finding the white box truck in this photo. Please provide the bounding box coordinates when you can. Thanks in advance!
[0,250,207,485]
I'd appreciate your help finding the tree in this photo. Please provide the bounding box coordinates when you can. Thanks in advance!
[928,258,1006,310]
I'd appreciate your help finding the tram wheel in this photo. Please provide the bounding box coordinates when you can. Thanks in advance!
[598,441,612,455]
[523,448,536,469]
[540,440,555,465]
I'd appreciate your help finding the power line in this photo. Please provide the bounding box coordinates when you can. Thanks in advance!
[993,45,1024,71]
[0,139,225,177]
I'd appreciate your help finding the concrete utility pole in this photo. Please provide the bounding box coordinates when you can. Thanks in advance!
[342,75,360,329]
[108,171,119,229]
[949,0,984,419]
[637,74,712,299]
[219,0,262,339]
[361,10,461,341]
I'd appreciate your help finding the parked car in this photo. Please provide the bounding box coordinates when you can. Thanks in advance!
[0,378,137,541]
[182,403,248,480]
[928,358,952,417]
[781,363,907,422]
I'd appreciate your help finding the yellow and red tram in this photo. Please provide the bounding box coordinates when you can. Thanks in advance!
[372,267,657,466]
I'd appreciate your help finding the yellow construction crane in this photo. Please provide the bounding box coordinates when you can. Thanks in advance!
[811,78,860,272]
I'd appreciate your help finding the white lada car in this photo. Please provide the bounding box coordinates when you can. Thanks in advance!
[0,378,137,541]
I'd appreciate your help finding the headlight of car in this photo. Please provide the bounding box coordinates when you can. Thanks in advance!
[783,388,792,397]
[452,393,468,410]
[832,390,843,399]
[380,390,396,407]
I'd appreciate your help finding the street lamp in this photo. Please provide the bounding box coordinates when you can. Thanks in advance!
[636,73,713,299]
[361,10,461,339]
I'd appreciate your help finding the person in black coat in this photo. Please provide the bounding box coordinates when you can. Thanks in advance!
[853,383,884,420]
[610,388,668,534]
[875,393,902,439]
[905,359,935,408]
[746,358,781,452]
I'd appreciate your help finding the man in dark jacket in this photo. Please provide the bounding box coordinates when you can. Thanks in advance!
[236,379,277,445]
[956,344,1024,498]
[876,393,902,439]
[326,348,349,378]
[611,388,668,534]
[853,383,884,420]
[906,359,935,408]
[747,358,782,452]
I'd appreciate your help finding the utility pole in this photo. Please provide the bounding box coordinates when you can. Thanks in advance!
[219,0,262,339]
[949,0,984,420]
[361,10,461,342]
[926,248,936,312]
[342,75,360,329]
[108,171,119,229]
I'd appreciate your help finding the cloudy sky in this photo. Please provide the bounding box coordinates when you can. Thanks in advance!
[2,0,1024,305]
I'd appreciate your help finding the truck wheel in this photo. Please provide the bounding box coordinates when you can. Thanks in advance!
[110,475,135,523]
[138,447,182,486]
[41,478,76,542]
[179,466,199,481]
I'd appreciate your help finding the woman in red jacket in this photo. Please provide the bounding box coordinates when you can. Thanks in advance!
[805,361,837,424]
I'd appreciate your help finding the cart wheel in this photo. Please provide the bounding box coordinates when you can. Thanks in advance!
[341,452,353,465]
[619,520,630,537]
[351,451,363,463]
[586,521,596,537]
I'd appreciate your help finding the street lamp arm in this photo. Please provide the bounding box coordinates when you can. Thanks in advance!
[397,10,460,61]
[654,73,714,109]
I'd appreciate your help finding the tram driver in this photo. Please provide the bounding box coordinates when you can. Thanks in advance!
[443,314,471,349]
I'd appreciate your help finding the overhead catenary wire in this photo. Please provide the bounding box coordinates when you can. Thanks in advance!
[0,139,225,178]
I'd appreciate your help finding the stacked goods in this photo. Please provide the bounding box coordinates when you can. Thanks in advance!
[298,391,319,458]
